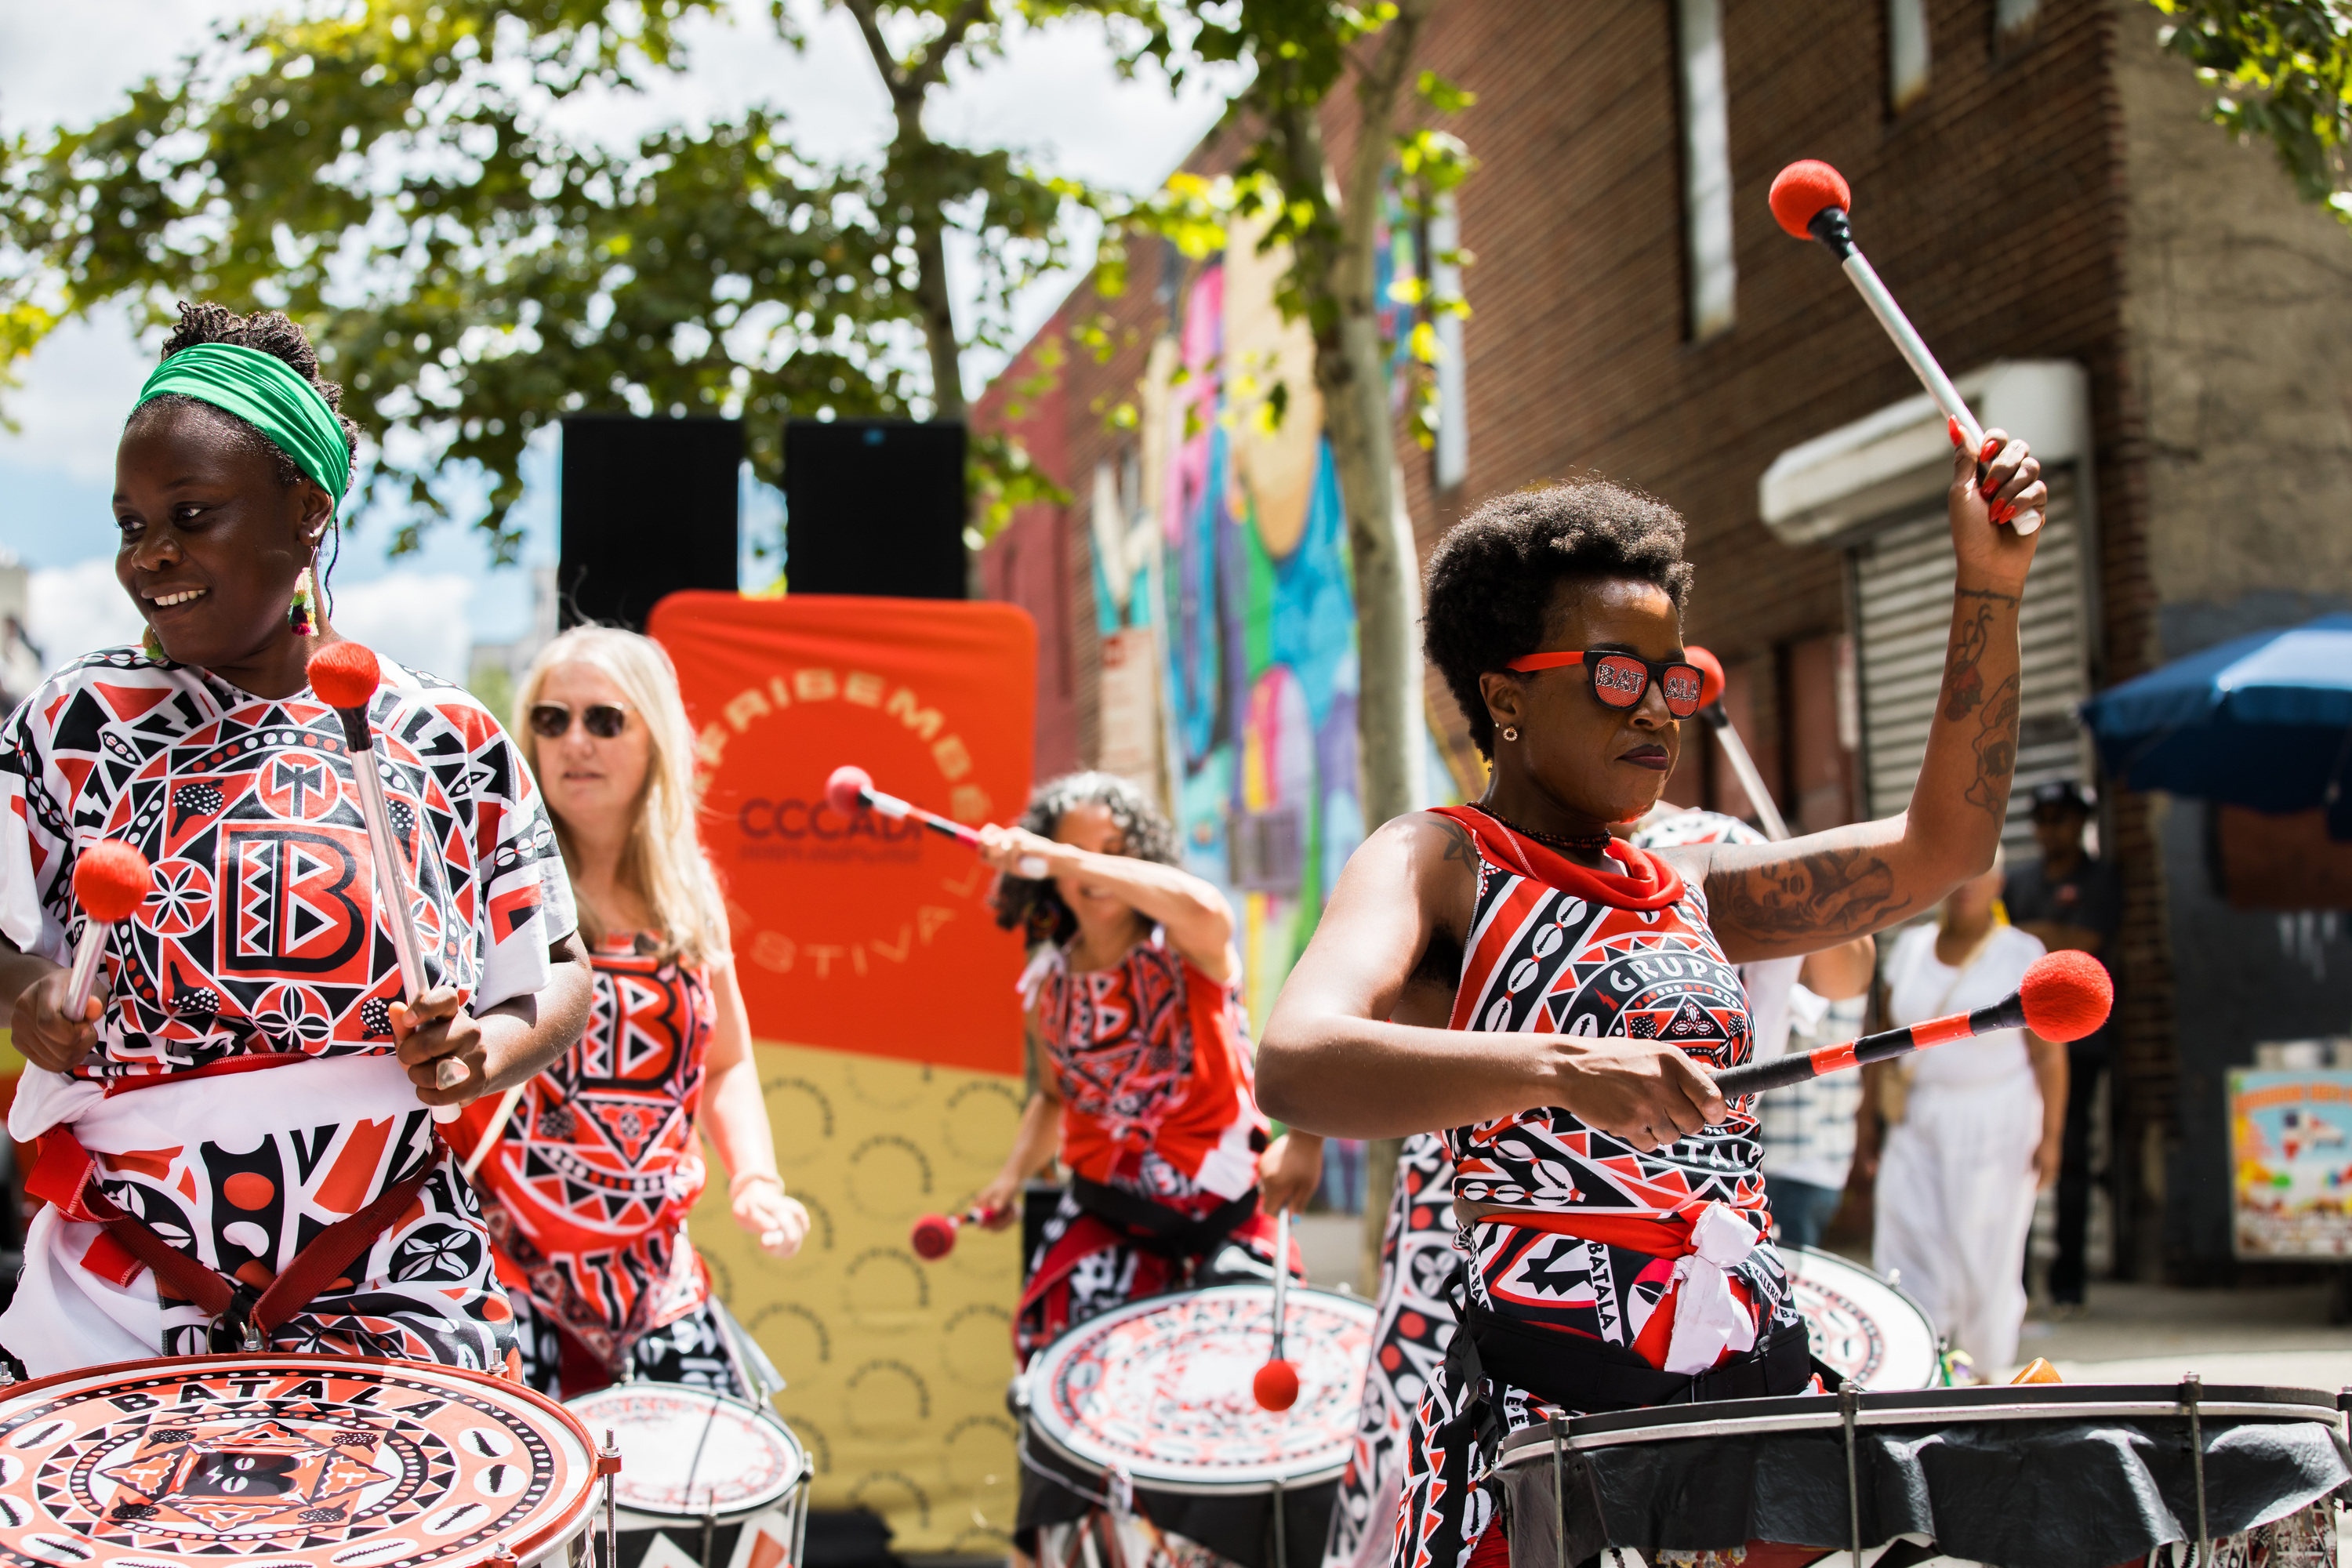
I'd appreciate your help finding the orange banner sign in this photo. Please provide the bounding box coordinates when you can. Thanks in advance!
[650,592,1037,1074]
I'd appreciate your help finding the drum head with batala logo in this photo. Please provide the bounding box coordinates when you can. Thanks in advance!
[563,1385,802,1524]
[1782,1245,1942,1388]
[1022,1284,1376,1492]
[0,1355,597,1568]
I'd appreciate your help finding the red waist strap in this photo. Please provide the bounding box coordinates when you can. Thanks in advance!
[28,1123,439,1344]
[1473,1208,1700,1258]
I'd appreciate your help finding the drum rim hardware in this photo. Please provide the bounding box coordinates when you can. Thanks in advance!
[563,1383,808,1521]
[1494,1383,2345,1456]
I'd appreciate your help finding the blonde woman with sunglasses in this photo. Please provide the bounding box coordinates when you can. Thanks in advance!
[455,627,808,1396]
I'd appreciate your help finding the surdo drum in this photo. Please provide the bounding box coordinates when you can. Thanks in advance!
[1491,1381,2352,1568]
[0,1355,604,1568]
[1018,1284,1377,1568]
[562,1385,806,1568]
[1780,1245,1942,1390]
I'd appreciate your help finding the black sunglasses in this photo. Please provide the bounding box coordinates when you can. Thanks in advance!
[530,702,629,740]
[1505,650,1705,718]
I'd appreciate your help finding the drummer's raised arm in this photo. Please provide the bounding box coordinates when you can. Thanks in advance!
[1675,428,2045,965]
[1257,813,1723,1148]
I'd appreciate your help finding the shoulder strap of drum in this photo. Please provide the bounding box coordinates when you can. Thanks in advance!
[1067,1177,1258,1258]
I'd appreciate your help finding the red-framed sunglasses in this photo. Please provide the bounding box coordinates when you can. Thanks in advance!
[1505,650,1706,718]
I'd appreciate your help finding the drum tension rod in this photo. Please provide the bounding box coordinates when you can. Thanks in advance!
[1547,1414,1567,1568]
[2181,1374,2208,1567]
[599,1427,622,1568]
[1838,1383,1863,1568]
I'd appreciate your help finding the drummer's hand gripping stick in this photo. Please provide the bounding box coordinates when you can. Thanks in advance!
[1714,949,2111,1098]
[1253,1206,1300,1412]
[64,842,154,1022]
[1769,159,2042,536]
[909,1203,1009,1261]
[826,764,1049,878]
[310,641,466,1123]
[1682,648,1789,842]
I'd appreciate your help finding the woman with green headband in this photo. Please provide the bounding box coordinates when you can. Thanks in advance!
[0,303,593,1378]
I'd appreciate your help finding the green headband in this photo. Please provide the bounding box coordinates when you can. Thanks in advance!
[133,342,350,503]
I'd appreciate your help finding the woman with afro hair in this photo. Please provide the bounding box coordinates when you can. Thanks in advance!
[971,771,1322,1561]
[1259,429,2047,1568]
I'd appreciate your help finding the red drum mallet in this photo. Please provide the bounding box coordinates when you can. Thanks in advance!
[1682,648,1789,842]
[308,641,464,1120]
[1769,159,2042,536]
[64,842,154,1021]
[826,764,1048,878]
[909,1203,1009,1261]
[1252,1206,1300,1411]
[1715,949,2111,1098]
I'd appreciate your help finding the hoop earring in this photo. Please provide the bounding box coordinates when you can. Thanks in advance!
[1501,726,1519,743]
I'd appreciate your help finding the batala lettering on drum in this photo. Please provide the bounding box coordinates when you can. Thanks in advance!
[561,1385,807,1568]
[1018,1284,1375,1568]
[0,1356,613,1568]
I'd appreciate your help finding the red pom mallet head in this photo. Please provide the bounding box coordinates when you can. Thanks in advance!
[826,764,873,818]
[1253,1359,1300,1412]
[2018,949,2114,1044]
[1685,646,1728,709]
[307,640,383,711]
[73,841,153,924]
[1769,160,1852,241]
[910,1213,957,1261]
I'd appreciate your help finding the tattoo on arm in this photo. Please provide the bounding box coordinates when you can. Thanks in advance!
[1943,590,2023,822]
[1715,846,1910,941]
[1432,814,1478,870]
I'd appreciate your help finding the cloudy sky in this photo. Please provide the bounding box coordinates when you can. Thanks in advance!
[0,0,1229,680]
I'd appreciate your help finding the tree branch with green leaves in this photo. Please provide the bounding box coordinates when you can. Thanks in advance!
[2151,0,2352,229]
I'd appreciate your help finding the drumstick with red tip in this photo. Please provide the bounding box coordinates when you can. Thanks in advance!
[826,764,1048,878]
[1715,949,2111,1097]
[1682,648,1789,842]
[1253,1205,1300,1412]
[308,641,463,1121]
[64,842,154,1022]
[909,1203,1010,1261]
[1769,159,2042,536]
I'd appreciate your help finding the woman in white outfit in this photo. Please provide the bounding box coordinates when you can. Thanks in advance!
[1864,858,2065,1377]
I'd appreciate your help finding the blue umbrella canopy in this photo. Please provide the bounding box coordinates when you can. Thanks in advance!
[2080,612,2352,837]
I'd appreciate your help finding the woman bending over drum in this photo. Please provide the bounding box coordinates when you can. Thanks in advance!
[1258,428,2045,1568]
[0,303,592,1377]
[456,627,811,1397]
[974,772,1323,1352]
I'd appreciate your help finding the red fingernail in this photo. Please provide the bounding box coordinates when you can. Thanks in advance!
[1980,436,2002,463]
[1947,416,1965,448]
[1992,500,2015,524]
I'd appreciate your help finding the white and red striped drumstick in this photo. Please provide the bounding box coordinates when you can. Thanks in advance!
[1681,648,1789,842]
[1769,159,2042,536]
[308,641,464,1121]
[64,842,154,1021]
[909,1203,1010,1261]
[1253,1204,1300,1411]
[826,764,1049,878]
[1715,949,2110,1098]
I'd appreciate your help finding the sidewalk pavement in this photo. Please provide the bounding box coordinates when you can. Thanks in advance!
[2020,1279,2352,1391]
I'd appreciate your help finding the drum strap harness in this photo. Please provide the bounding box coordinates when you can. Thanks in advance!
[27,1123,444,1352]
[1066,1176,1259,1263]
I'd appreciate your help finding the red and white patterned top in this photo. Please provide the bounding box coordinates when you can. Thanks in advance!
[0,648,575,1080]
[459,935,714,1345]
[1435,806,1765,1221]
[1025,931,1269,1209]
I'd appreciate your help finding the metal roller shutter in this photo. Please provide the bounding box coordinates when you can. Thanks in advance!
[1850,470,2092,853]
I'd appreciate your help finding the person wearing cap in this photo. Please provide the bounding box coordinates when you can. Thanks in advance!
[0,303,592,1377]
[2004,779,2120,1314]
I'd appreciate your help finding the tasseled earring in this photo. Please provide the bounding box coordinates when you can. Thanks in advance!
[289,568,317,636]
